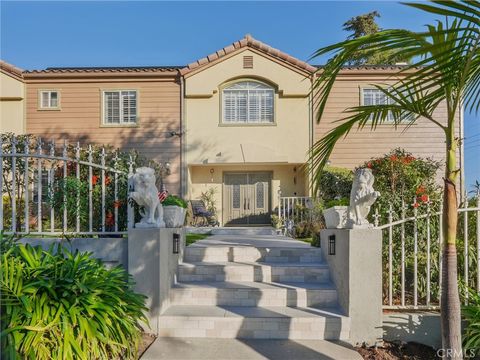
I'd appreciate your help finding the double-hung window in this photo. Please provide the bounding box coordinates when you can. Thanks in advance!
[39,90,60,109]
[223,81,274,124]
[362,88,396,122]
[102,90,137,125]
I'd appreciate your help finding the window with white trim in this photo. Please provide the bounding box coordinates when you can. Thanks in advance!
[222,81,274,124]
[39,91,59,109]
[103,90,137,125]
[362,88,405,122]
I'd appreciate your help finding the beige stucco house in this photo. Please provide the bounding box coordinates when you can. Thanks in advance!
[182,36,314,225]
[0,35,463,226]
[0,61,26,134]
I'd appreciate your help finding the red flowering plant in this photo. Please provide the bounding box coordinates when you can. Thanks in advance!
[360,148,442,304]
[47,142,169,233]
[361,148,441,216]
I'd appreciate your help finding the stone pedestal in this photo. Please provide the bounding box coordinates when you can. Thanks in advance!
[127,227,185,335]
[321,229,383,346]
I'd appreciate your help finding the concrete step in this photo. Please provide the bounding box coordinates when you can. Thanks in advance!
[184,246,323,263]
[142,338,363,360]
[170,281,338,307]
[177,262,331,283]
[158,305,350,340]
[211,227,277,236]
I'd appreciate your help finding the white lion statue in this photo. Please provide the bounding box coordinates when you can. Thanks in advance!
[129,167,165,228]
[346,168,380,229]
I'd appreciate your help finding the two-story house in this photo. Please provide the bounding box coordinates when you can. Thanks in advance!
[0,35,462,226]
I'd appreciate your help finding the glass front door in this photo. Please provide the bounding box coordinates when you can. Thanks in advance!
[223,172,271,226]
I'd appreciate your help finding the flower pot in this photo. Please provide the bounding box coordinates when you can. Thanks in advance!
[323,206,348,229]
[163,206,186,228]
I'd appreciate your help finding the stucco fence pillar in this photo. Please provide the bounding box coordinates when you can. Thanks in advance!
[128,228,186,335]
[320,229,383,346]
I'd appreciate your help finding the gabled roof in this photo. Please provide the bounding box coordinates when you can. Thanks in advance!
[0,60,24,80]
[180,34,317,76]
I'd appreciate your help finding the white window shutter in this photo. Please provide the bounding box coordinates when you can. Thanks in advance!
[222,81,274,123]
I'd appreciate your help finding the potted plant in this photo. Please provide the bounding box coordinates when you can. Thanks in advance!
[322,198,349,229]
[162,195,188,227]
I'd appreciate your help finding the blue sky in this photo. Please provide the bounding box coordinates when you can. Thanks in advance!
[1,1,479,190]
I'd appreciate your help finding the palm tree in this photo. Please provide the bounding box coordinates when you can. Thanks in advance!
[309,1,479,358]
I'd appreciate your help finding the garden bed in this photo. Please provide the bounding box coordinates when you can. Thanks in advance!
[137,333,157,358]
[356,341,439,359]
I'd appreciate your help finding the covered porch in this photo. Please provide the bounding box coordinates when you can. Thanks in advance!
[188,163,309,226]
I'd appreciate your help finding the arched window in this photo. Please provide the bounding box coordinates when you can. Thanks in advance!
[222,80,274,124]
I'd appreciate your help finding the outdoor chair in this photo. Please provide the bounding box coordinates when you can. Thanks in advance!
[190,200,219,227]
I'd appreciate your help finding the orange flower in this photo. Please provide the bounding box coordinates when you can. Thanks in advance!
[105,176,111,185]
[113,200,122,208]
[367,162,373,169]
[390,155,398,161]
[92,175,99,186]
[403,155,415,164]
[106,211,114,226]
[413,202,420,208]
[420,194,429,203]
[416,185,426,195]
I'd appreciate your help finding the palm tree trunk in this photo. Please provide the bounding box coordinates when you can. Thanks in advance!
[440,130,463,359]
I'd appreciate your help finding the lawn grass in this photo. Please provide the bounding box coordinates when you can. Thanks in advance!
[186,233,211,246]
[299,237,312,244]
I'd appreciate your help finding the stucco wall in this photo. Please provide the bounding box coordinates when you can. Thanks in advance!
[20,237,128,269]
[25,74,182,193]
[184,49,311,166]
[0,71,25,134]
[189,164,307,225]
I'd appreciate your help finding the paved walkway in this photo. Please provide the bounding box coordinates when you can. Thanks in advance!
[142,338,362,360]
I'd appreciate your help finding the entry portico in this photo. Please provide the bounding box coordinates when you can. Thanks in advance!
[183,35,314,225]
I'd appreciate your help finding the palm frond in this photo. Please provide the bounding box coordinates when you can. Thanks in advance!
[404,1,480,27]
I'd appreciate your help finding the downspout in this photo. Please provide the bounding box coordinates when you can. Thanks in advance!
[308,75,314,198]
[180,75,187,198]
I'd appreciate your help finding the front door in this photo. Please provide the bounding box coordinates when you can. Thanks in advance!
[223,172,271,226]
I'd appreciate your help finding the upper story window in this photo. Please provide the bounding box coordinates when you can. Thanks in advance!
[362,88,414,122]
[39,90,60,109]
[222,81,274,124]
[102,90,137,125]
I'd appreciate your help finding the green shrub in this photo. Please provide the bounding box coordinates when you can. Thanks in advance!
[360,148,442,212]
[360,148,442,305]
[463,288,480,356]
[316,166,353,203]
[294,220,323,239]
[162,195,188,208]
[0,235,147,359]
[325,197,349,208]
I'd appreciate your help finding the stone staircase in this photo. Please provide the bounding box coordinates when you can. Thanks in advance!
[159,243,350,340]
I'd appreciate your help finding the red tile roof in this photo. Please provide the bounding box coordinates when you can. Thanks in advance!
[180,34,317,76]
[0,60,24,79]
[24,66,181,74]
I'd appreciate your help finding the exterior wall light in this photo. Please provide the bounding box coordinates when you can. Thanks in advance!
[328,234,336,255]
[173,233,180,254]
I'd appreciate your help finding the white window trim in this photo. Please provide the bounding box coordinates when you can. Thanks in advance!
[360,86,410,123]
[220,80,276,126]
[101,89,139,127]
[38,90,61,110]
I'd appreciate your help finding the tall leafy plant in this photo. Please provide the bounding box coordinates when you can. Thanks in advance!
[309,1,480,357]
[0,235,147,359]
